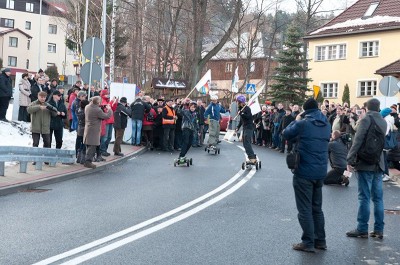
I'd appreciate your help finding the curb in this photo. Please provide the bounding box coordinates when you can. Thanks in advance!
[0,147,147,197]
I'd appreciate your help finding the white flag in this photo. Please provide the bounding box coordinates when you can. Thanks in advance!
[231,66,239,93]
[194,69,211,95]
[247,85,264,115]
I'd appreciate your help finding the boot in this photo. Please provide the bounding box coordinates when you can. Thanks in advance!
[79,153,86,164]
[84,161,96,169]
[95,151,105,162]
[76,151,82,164]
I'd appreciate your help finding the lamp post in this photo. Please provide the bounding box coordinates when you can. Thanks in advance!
[38,0,42,70]
[101,0,107,90]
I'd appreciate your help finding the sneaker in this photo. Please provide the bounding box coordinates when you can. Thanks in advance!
[279,150,284,153]
[369,231,383,239]
[114,152,124,157]
[382,174,391,182]
[292,243,315,253]
[346,229,368,238]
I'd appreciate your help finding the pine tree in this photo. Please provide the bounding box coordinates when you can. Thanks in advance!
[45,66,59,81]
[316,90,324,104]
[269,24,312,105]
[342,84,350,106]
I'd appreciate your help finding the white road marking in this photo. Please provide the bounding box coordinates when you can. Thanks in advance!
[128,157,137,161]
[33,146,249,265]
[60,168,256,264]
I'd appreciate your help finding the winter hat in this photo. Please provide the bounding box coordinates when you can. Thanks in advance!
[56,85,64,90]
[366,98,380,112]
[390,104,397,112]
[52,90,61,96]
[303,98,318,110]
[38,68,44,73]
[380,107,391,118]
[210,94,218,100]
[120,97,127,103]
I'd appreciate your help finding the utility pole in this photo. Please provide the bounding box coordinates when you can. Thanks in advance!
[110,0,117,83]
[81,0,89,67]
[38,0,42,71]
[101,0,107,90]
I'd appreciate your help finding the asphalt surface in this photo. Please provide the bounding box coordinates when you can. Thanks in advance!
[0,140,399,265]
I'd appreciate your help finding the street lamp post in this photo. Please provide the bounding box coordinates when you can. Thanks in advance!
[38,0,42,70]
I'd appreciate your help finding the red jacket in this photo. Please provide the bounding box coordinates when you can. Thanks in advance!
[68,92,77,120]
[143,108,157,127]
[100,89,117,124]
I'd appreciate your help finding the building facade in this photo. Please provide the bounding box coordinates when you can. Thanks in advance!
[305,0,400,107]
[0,0,76,76]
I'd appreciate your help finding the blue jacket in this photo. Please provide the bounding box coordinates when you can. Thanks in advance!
[283,109,331,180]
[204,102,226,121]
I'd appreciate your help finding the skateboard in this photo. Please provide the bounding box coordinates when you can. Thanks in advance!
[204,145,220,155]
[174,157,193,167]
[241,160,261,170]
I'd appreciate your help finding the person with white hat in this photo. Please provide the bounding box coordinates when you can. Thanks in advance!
[204,93,226,148]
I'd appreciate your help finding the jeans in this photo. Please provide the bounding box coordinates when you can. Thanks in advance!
[179,128,193,157]
[100,124,113,153]
[356,170,384,233]
[273,125,280,147]
[243,128,255,159]
[293,176,326,248]
[131,119,143,145]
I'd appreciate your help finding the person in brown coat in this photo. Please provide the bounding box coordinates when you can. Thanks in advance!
[18,73,32,122]
[83,96,112,168]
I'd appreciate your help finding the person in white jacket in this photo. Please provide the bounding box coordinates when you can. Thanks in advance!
[380,107,395,182]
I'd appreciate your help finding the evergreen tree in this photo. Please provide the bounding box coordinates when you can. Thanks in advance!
[45,66,59,81]
[316,90,324,104]
[342,84,350,106]
[269,24,311,105]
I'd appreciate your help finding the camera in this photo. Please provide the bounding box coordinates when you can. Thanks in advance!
[340,133,352,144]
[100,105,107,111]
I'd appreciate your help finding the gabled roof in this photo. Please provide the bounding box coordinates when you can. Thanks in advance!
[305,0,400,39]
[375,59,400,76]
[0,28,32,39]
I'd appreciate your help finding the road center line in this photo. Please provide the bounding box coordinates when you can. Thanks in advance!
[60,164,256,264]
[33,146,248,265]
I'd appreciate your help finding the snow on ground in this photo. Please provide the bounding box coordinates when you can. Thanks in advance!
[1,104,76,167]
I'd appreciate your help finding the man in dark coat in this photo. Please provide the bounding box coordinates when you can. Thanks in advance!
[113,97,132,156]
[278,109,295,153]
[325,130,349,186]
[283,98,331,253]
[47,90,67,149]
[0,68,13,121]
[130,96,150,146]
[346,98,386,239]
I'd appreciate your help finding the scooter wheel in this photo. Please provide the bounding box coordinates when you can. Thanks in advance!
[207,150,210,153]
[259,161,261,169]
[187,161,190,167]
[205,147,207,152]
[217,149,220,154]
[190,158,193,165]
[174,162,176,167]
[241,162,245,170]
[255,162,259,170]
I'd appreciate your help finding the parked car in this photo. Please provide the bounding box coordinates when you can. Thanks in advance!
[219,112,230,132]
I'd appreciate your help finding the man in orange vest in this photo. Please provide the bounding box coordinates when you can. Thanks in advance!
[162,99,177,151]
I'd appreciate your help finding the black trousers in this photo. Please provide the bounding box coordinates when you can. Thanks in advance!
[0,96,11,120]
[50,129,63,149]
[179,128,193,158]
[324,168,345,185]
[32,133,51,148]
[163,127,175,151]
[18,106,30,122]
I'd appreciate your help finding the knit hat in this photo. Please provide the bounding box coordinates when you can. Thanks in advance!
[52,90,61,96]
[303,98,318,110]
[366,98,380,112]
[390,104,397,111]
[210,94,218,100]
[380,107,391,118]
[120,97,127,103]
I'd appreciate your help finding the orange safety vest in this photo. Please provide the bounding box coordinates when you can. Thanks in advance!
[162,105,176,125]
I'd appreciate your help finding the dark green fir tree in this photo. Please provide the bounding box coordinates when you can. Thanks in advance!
[342,83,350,106]
[269,24,312,105]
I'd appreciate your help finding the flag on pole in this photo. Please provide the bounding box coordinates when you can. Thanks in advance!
[247,85,264,115]
[231,66,239,93]
[313,85,320,99]
[195,69,211,95]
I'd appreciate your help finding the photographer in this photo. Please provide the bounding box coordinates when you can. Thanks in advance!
[47,90,67,149]
[324,130,349,186]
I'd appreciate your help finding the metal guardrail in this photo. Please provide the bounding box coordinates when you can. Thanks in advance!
[0,146,75,176]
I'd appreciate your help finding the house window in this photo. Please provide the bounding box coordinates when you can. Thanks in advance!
[26,3,34,12]
[316,44,346,61]
[26,21,31,30]
[225,62,233,72]
[250,61,256,72]
[321,83,338,98]
[48,43,56,53]
[359,81,377,96]
[49,24,57,34]
[9,37,18,47]
[8,56,17,67]
[26,59,30,69]
[364,2,379,17]
[6,0,14,9]
[360,41,379,57]
[27,39,31,50]
[1,18,15,28]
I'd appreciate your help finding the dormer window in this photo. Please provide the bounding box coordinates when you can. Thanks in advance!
[363,2,379,18]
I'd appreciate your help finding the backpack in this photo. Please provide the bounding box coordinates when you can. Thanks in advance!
[357,116,385,164]
[146,111,154,122]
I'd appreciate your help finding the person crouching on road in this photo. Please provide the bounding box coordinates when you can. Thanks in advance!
[177,101,199,161]
[204,94,226,148]
[113,97,132,156]
[235,95,257,164]
[83,96,112,169]
[27,91,58,149]
[324,130,349,186]
[283,98,331,253]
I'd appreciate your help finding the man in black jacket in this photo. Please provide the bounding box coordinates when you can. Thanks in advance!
[113,97,132,156]
[235,95,256,163]
[278,109,295,153]
[130,96,150,146]
[47,90,67,149]
[0,68,13,121]
[325,130,349,186]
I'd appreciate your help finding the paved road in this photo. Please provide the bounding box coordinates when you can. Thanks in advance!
[0,140,399,265]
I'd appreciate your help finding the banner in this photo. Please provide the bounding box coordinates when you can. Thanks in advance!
[231,66,239,93]
[195,69,211,95]
[247,84,264,115]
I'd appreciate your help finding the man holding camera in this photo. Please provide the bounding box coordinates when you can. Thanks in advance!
[283,98,331,253]
[325,130,349,186]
